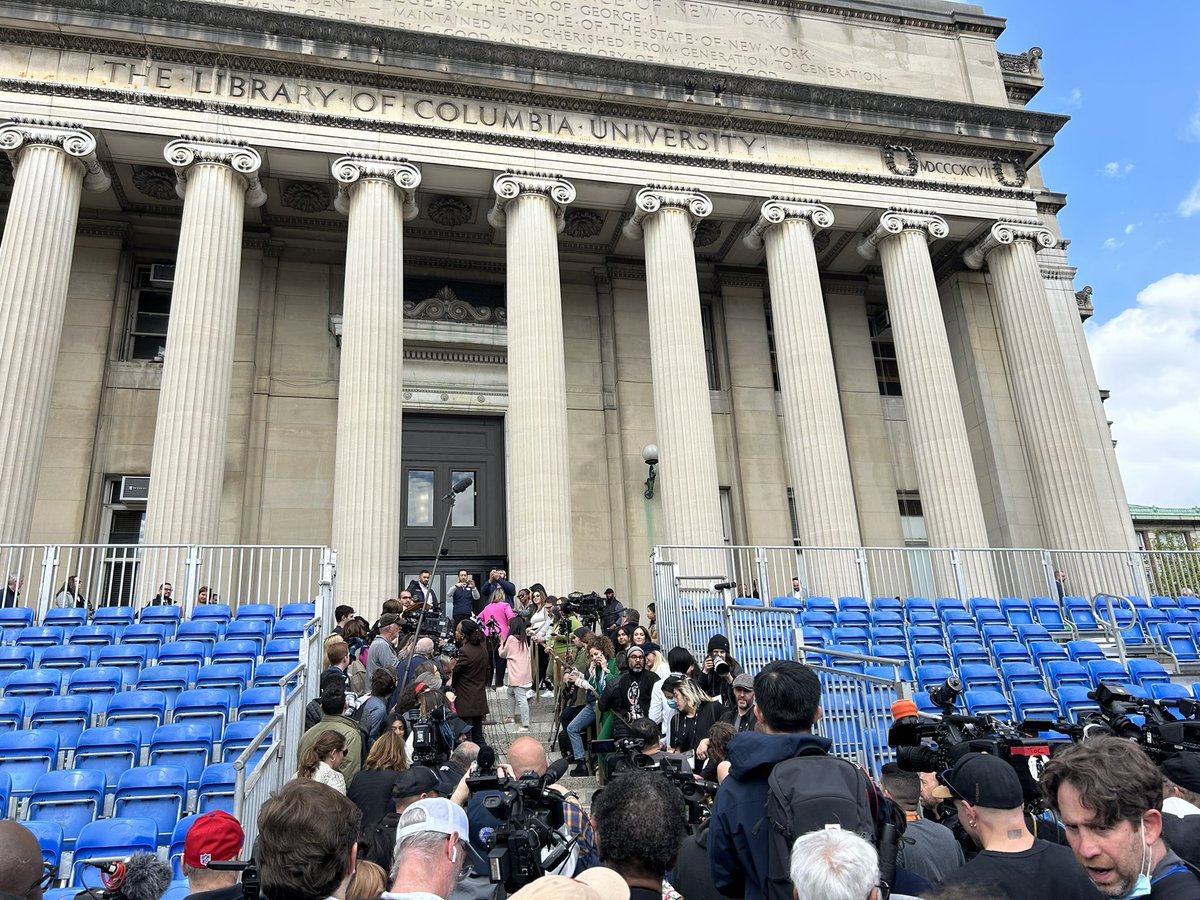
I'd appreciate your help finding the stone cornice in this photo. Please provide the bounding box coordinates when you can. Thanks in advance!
[962,218,1055,269]
[856,209,949,259]
[487,172,575,232]
[0,19,1066,156]
[0,120,110,191]
[164,138,265,206]
[623,186,712,240]
[743,198,835,250]
[331,156,421,218]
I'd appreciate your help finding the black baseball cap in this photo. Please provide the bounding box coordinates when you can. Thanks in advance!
[392,765,448,800]
[932,752,1023,809]
[1163,754,1200,794]
[378,613,401,628]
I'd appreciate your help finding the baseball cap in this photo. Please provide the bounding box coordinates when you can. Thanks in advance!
[392,765,447,800]
[184,810,244,868]
[395,797,470,846]
[604,588,615,595]
[1163,754,1200,794]
[378,613,401,628]
[508,876,603,900]
[460,618,480,636]
[572,627,590,639]
[732,673,755,690]
[932,752,1023,809]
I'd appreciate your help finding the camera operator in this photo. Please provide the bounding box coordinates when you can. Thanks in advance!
[933,753,1098,900]
[181,811,245,900]
[258,780,360,900]
[592,769,689,900]
[878,764,963,886]
[1042,736,1200,899]
[661,675,722,759]
[599,644,659,742]
[600,588,624,642]
[0,821,48,900]
[607,717,692,778]
[451,570,481,628]
[384,798,470,900]
[697,635,742,708]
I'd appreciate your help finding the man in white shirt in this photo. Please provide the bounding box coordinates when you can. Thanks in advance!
[383,797,470,900]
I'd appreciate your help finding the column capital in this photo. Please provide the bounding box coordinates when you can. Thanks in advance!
[332,155,421,219]
[743,197,834,250]
[622,185,712,240]
[962,218,1057,269]
[0,121,110,192]
[164,138,266,207]
[487,171,576,231]
[856,208,949,259]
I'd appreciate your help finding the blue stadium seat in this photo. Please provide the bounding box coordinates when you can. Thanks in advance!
[1151,683,1191,701]
[951,643,990,668]
[14,628,64,659]
[197,762,237,813]
[0,607,34,642]
[0,696,23,732]
[279,602,316,620]
[1136,610,1168,645]
[168,813,204,878]
[219,719,272,767]
[119,623,169,653]
[912,644,951,669]
[866,646,912,680]
[158,641,209,669]
[176,621,222,649]
[916,664,954,692]
[195,664,249,706]
[1168,609,1200,626]
[72,817,158,888]
[223,619,270,653]
[1182,596,1200,613]
[5,671,62,711]
[27,768,106,848]
[1152,595,1179,610]
[0,769,9,817]
[838,596,870,613]
[149,722,214,789]
[968,597,1000,617]
[73,726,142,790]
[0,728,60,796]
[1065,597,1099,630]
[1000,662,1044,693]
[939,609,971,629]
[1086,659,1129,689]
[1127,659,1172,687]
[958,664,1003,693]
[974,607,1006,628]
[1028,641,1069,667]
[250,662,298,692]
[113,765,189,843]
[908,609,938,627]
[870,627,906,648]
[44,609,87,631]
[136,668,191,705]
[935,598,965,616]
[139,605,181,636]
[980,624,1018,645]
[172,690,233,739]
[901,596,933,615]
[806,597,836,614]
[191,604,232,631]
[92,606,135,632]
[907,626,943,646]
[946,624,983,645]
[830,627,869,654]
[270,619,307,640]
[1031,597,1066,631]
[23,819,63,868]
[105,691,169,744]
[817,645,864,673]
[39,646,93,673]
[799,628,826,650]
[96,645,150,686]
[29,696,92,752]
[67,625,116,648]
[263,638,301,663]
[991,641,1031,666]
[995,597,1030,625]
[1156,626,1200,663]
[0,646,33,685]
[965,689,1012,721]
[1057,685,1096,721]
[1043,659,1091,689]
[835,611,869,628]
[1066,641,1105,664]
[771,597,803,611]
[235,603,277,624]
[234,686,279,722]
[1015,624,1052,646]
[1012,687,1059,721]
[67,669,122,716]
[210,640,259,666]
[800,611,834,629]
[870,610,904,628]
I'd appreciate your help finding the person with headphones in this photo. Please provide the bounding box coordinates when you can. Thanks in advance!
[359,667,397,749]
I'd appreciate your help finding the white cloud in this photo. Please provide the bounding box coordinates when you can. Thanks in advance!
[1180,176,1200,216]
[1100,161,1135,178]
[1188,93,1200,140]
[1088,273,1200,505]
[1102,237,1123,250]
[1064,87,1082,109]
[1124,223,1141,235]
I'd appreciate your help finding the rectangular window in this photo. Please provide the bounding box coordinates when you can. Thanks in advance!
[719,487,734,546]
[764,301,781,392]
[101,476,146,606]
[897,490,928,546]
[700,304,720,391]
[126,263,175,360]
[787,488,801,547]
[873,340,902,396]
[451,470,476,527]
[406,470,435,527]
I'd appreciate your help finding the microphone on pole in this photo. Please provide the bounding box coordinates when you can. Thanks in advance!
[713,581,737,591]
[441,474,474,500]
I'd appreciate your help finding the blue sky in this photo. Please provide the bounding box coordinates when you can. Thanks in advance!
[982,1,1200,507]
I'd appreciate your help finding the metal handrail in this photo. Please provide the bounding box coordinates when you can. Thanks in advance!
[1092,592,1135,668]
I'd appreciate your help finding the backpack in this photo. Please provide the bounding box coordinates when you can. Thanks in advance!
[763,746,894,900]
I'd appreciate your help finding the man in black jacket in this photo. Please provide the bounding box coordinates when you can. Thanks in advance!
[405,570,441,615]
[599,644,658,740]
[600,588,625,641]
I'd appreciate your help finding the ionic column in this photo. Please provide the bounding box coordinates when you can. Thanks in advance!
[623,187,723,546]
[746,199,861,546]
[0,122,110,541]
[330,156,421,614]
[488,173,575,593]
[964,221,1109,549]
[858,211,990,548]
[143,140,266,546]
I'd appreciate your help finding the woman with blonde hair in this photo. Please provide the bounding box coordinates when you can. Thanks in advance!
[348,730,409,827]
[346,859,387,900]
[296,730,348,794]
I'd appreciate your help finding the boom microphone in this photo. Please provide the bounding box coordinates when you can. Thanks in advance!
[713,581,736,591]
[120,852,173,900]
[442,475,474,500]
[545,756,571,783]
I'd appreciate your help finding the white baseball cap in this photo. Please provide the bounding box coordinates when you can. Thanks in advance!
[394,797,470,846]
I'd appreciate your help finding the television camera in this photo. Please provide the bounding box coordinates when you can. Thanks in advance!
[590,736,719,830]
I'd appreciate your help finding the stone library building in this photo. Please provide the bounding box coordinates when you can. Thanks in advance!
[0,0,1134,614]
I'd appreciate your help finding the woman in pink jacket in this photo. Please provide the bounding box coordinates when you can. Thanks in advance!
[480,589,516,687]
[499,614,533,730]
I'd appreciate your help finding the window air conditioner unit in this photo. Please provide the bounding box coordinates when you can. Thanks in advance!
[119,476,150,503]
[149,264,176,286]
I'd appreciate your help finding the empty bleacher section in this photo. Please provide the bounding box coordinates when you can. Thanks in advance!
[653,543,1200,775]
[0,543,331,890]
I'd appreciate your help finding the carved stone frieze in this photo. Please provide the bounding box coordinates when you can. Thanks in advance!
[488,172,575,231]
[164,137,265,206]
[331,155,421,219]
[962,219,1055,269]
[405,287,507,325]
[623,186,712,240]
[0,120,110,191]
[131,165,178,201]
[281,181,330,213]
[992,158,1028,188]
[857,209,949,259]
[427,196,472,227]
[883,145,919,177]
[563,208,604,239]
[744,198,835,250]
[998,47,1043,74]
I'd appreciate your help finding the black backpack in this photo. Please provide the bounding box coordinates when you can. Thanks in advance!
[762,746,895,900]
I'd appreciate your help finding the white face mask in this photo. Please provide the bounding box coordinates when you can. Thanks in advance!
[1122,819,1152,899]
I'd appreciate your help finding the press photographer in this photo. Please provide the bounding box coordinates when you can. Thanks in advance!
[696,635,742,708]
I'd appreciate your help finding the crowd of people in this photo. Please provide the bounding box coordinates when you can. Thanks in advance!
[8,579,1200,900]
